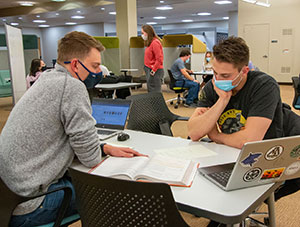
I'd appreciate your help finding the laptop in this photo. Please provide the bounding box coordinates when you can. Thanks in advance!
[198,135,300,191]
[91,98,132,141]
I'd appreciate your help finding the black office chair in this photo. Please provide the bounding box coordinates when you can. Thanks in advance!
[167,69,188,109]
[126,92,189,136]
[0,176,80,227]
[291,76,300,110]
[68,167,189,227]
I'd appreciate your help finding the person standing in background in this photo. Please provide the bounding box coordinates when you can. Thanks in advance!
[200,51,213,89]
[26,58,46,89]
[141,24,164,92]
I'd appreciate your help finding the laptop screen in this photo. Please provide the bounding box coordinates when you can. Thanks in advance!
[91,99,131,130]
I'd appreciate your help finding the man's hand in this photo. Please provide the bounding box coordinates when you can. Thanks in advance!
[104,144,147,157]
[212,79,232,100]
[194,79,200,84]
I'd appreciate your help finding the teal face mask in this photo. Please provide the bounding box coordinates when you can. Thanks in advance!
[206,57,211,62]
[214,70,243,92]
[185,58,190,63]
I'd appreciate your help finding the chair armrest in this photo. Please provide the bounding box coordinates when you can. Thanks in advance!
[24,186,73,227]
[176,116,189,121]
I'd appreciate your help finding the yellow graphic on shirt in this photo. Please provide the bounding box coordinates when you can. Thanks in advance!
[218,109,246,134]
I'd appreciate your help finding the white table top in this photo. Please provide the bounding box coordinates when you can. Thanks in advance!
[95,82,141,90]
[192,71,214,75]
[120,69,138,72]
[72,129,278,224]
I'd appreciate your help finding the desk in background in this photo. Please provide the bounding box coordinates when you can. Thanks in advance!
[95,82,141,99]
[120,69,138,77]
[192,70,214,82]
[72,130,279,226]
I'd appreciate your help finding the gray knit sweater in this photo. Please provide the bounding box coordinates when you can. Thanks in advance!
[0,64,101,215]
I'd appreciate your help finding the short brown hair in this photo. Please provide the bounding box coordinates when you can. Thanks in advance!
[213,36,249,70]
[57,31,105,64]
[179,49,191,57]
[142,24,161,47]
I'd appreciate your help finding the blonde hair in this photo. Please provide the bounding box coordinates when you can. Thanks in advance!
[57,31,105,64]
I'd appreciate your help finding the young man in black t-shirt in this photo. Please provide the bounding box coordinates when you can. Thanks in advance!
[188,36,284,149]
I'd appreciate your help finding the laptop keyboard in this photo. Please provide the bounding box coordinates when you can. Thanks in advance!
[208,169,233,187]
[97,129,116,135]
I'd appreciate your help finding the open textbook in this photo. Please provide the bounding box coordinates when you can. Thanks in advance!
[89,154,199,187]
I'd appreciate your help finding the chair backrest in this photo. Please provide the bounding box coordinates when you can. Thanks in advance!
[283,103,300,136]
[292,76,300,109]
[68,168,188,227]
[0,177,29,226]
[126,92,178,135]
[167,70,176,90]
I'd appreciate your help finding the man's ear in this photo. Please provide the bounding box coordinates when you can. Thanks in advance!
[243,66,250,75]
[70,59,79,73]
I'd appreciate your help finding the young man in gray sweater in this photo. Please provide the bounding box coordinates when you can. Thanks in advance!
[0,31,143,226]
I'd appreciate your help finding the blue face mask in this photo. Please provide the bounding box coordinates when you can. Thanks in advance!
[185,58,190,64]
[64,60,103,89]
[214,70,243,92]
[206,57,211,62]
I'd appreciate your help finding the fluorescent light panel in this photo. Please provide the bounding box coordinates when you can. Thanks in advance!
[255,1,270,7]
[65,22,77,25]
[109,12,116,15]
[182,19,193,22]
[153,16,166,19]
[39,24,50,27]
[242,0,256,3]
[19,2,34,6]
[11,23,19,26]
[147,22,157,25]
[197,12,211,16]
[214,1,232,4]
[33,20,46,23]
[71,15,85,19]
[156,6,173,10]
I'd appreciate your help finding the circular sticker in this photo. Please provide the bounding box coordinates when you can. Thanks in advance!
[265,145,283,160]
[290,145,300,158]
[243,168,262,182]
[285,162,300,176]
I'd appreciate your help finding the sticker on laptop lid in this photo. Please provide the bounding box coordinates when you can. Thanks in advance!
[243,168,262,182]
[241,153,262,167]
[285,162,300,176]
[290,145,300,158]
[260,168,285,180]
[265,145,283,160]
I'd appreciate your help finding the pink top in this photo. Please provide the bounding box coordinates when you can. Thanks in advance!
[26,71,42,89]
[144,38,164,72]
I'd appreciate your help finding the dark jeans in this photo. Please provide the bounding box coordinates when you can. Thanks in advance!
[175,79,200,104]
[10,177,77,227]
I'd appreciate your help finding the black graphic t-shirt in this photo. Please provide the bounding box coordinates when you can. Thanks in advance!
[198,71,284,139]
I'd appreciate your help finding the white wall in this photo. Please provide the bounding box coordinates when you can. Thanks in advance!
[160,21,228,30]
[41,23,105,66]
[239,0,300,83]
[104,23,116,34]
[228,11,238,37]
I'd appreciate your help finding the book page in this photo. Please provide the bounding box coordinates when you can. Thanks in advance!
[90,156,149,180]
[154,144,217,160]
[136,154,196,186]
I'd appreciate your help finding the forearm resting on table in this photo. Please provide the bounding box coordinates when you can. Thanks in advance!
[188,99,229,141]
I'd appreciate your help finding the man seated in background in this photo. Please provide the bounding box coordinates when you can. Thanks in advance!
[0,31,143,227]
[170,49,200,108]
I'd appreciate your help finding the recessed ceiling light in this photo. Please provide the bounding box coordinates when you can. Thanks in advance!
[101,8,105,10]
[18,17,23,20]
[33,20,46,23]
[65,22,77,25]
[223,17,229,20]
[71,15,85,19]
[19,2,34,6]
[182,19,194,22]
[156,6,173,10]
[147,22,157,25]
[197,12,211,16]
[11,22,19,26]
[214,1,232,4]
[153,16,166,19]
[36,15,40,18]
[160,1,165,3]
[56,13,60,16]
[76,10,81,13]
[109,12,116,15]
[242,0,256,3]
[52,0,66,2]
[39,24,50,27]
[255,1,270,7]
